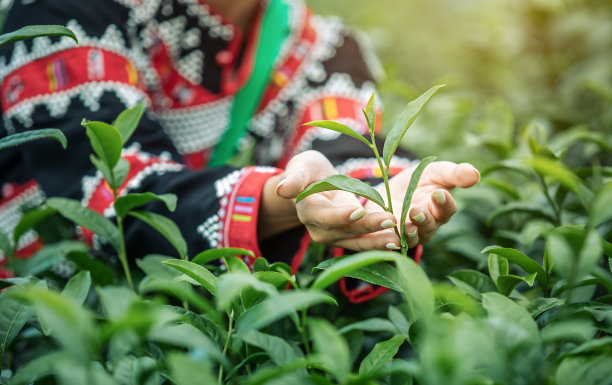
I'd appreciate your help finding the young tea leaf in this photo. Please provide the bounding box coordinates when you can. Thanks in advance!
[309,318,350,384]
[111,158,130,190]
[382,85,444,168]
[0,286,34,358]
[303,120,372,149]
[46,197,120,252]
[61,271,91,306]
[448,269,497,300]
[235,291,337,336]
[82,120,123,170]
[162,259,217,295]
[0,128,67,151]
[0,25,77,47]
[488,253,509,284]
[241,330,302,366]
[311,251,398,290]
[192,247,255,266]
[400,156,437,252]
[296,174,386,209]
[482,246,548,290]
[129,211,187,259]
[0,230,12,259]
[364,92,376,137]
[359,334,407,376]
[114,192,177,218]
[496,272,537,296]
[112,102,146,144]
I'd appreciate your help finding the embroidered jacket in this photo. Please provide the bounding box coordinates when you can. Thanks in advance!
[0,0,418,302]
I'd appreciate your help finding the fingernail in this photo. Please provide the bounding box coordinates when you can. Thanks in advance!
[432,190,446,204]
[386,243,400,250]
[411,211,426,223]
[350,207,366,221]
[275,179,286,196]
[473,167,481,183]
[407,229,418,239]
[380,219,395,229]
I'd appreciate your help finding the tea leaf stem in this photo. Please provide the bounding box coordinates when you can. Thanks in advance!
[219,309,234,385]
[536,173,561,226]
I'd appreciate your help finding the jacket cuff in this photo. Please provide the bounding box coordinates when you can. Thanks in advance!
[222,166,282,265]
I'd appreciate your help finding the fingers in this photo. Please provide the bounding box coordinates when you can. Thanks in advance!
[423,161,480,189]
[333,230,401,252]
[276,150,337,199]
[298,194,398,244]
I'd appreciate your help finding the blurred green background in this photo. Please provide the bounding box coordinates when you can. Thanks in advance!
[307,0,612,167]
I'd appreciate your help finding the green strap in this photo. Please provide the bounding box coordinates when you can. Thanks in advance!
[209,0,290,167]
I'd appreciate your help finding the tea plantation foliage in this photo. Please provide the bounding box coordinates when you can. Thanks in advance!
[1,1,612,384]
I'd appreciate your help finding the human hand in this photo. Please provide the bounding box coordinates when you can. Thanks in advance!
[262,150,401,250]
[363,161,480,249]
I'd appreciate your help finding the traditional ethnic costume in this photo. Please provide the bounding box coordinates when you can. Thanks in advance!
[0,0,420,302]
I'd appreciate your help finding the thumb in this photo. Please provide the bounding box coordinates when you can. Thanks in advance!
[276,150,337,199]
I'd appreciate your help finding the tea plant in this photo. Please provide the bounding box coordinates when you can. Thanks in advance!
[297,85,443,255]
[1,90,611,385]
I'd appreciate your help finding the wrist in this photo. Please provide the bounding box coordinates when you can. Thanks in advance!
[258,173,301,240]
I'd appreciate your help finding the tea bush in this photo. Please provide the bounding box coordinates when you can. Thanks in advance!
[1,2,612,384]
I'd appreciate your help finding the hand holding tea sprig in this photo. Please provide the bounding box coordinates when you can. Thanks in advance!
[362,161,480,249]
[258,150,479,252]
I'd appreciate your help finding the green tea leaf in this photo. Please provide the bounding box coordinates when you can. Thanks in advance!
[223,255,251,273]
[139,278,216,316]
[13,286,95,360]
[46,197,120,252]
[359,334,407,376]
[526,297,566,319]
[488,253,509,284]
[525,156,592,207]
[167,352,217,385]
[342,261,405,293]
[0,25,77,47]
[400,156,437,251]
[162,259,217,295]
[496,272,536,296]
[482,246,548,290]
[382,85,444,168]
[192,247,255,265]
[150,324,227,366]
[296,174,386,209]
[235,291,336,336]
[311,250,398,290]
[15,240,88,276]
[112,102,146,144]
[0,128,67,151]
[448,269,496,300]
[215,272,277,311]
[589,181,612,229]
[482,292,539,340]
[364,92,376,136]
[309,318,350,383]
[241,330,302,366]
[395,255,435,319]
[114,192,177,218]
[338,318,399,335]
[82,120,123,171]
[110,158,129,190]
[89,154,114,187]
[129,211,187,259]
[13,207,56,246]
[0,286,34,358]
[303,120,372,148]
[61,271,91,305]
